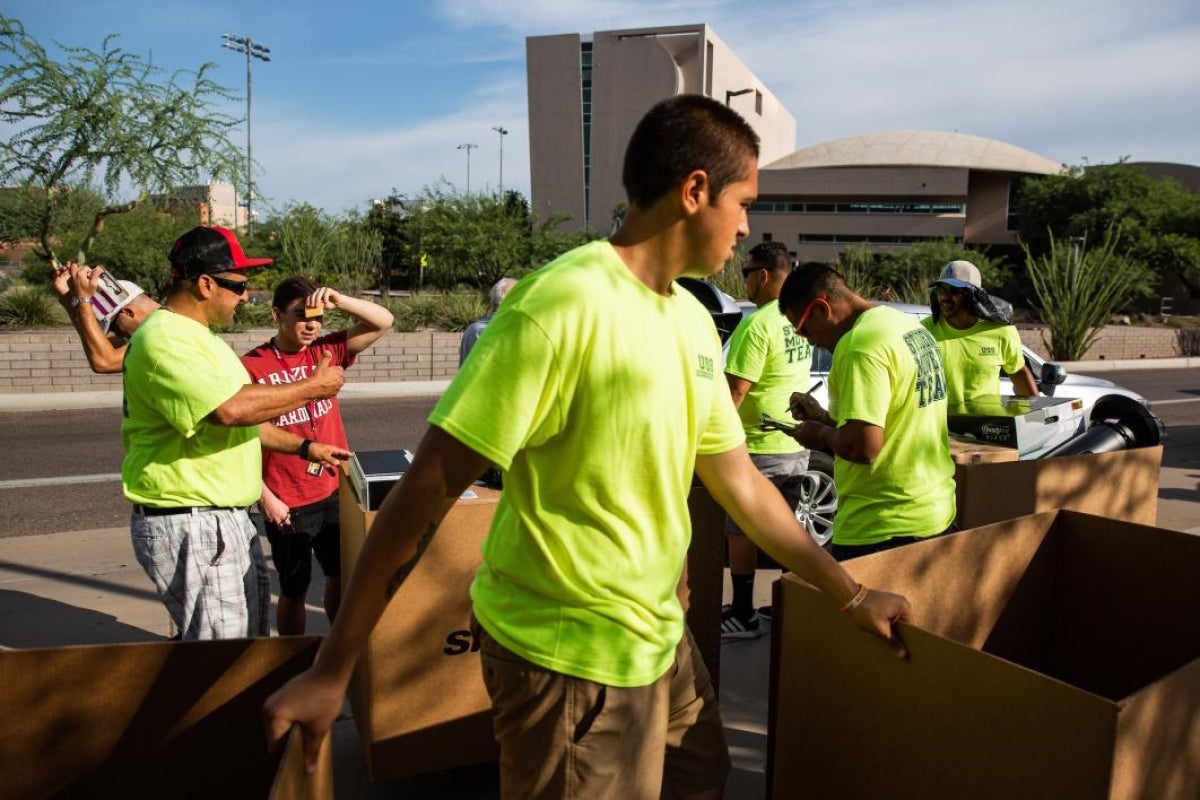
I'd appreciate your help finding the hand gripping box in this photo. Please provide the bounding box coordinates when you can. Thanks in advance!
[339,454,729,781]
[0,636,331,800]
[767,510,1200,800]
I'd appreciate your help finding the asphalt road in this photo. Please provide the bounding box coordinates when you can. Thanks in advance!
[1,396,438,538]
[1,369,1197,539]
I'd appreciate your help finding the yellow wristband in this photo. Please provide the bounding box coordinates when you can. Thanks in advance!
[839,583,868,613]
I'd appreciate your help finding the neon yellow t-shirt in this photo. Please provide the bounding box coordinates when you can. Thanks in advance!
[431,241,744,687]
[830,306,955,545]
[121,309,261,507]
[725,299,812,455]
[921,316,1025,405]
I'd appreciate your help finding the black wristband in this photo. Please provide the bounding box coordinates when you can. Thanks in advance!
[298,439,314,460]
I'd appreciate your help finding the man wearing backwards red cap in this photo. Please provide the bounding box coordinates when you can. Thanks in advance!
[121,225,348,640]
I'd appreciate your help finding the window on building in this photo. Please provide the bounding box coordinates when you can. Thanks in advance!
[1007,176,1027,231]
[755,90,762,115]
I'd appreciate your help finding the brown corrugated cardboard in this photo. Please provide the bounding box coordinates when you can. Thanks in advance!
[270,726,334,800]
[340,475,500,781]
[0,636,328,800]
[340,470,729,781]
[955,445,1161,529]
[767,509,1200,799]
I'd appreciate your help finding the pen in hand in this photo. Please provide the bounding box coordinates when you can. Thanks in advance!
[788,380,824,415]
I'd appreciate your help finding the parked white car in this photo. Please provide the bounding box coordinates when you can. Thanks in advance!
[677,279,1154,548]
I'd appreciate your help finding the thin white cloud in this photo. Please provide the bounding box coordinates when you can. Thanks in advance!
[254,76,531,214]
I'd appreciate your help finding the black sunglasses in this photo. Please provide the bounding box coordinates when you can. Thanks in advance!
[741,265,766,279]
[208,274,249,296]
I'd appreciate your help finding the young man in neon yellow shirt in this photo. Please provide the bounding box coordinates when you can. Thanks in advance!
[921,259,1038,404]
[722,242,813,638]
[265,96,912,798]
[781,263,956,561]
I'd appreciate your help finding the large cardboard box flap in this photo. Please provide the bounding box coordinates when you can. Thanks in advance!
[0,636,330,800]
[955,445,1161,529]
[768,510,1200,799]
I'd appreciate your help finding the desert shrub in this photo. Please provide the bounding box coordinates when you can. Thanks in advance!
[0,286,64,327]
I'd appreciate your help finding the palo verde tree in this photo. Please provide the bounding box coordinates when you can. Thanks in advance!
[0,15,243,269]
[1023,226,1150,361]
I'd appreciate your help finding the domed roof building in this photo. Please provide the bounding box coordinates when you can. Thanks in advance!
[752,130,1066,264]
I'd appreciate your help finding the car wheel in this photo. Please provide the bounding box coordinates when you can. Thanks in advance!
[796,451,837,550]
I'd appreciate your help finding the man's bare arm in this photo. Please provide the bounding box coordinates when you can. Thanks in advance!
[695,447,911,652]
[1009,365,1040,398]
[310,288,395,356]
[795,419,883,465]
[210,352,344,427]
[54,263,126,374]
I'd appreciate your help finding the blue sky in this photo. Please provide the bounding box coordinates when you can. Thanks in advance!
[7,0,1200,216]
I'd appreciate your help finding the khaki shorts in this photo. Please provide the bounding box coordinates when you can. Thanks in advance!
[477,623,731,800]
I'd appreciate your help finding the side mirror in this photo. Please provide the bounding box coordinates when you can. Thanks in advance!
[1040,362,1067,394]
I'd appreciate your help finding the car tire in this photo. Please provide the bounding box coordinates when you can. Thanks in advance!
[796,451,837,550]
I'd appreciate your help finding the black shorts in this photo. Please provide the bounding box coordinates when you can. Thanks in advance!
[265,491,340,599]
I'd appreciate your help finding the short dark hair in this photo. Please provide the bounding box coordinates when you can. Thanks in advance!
[273,276,320,311]
[779,263,850,315]
[622,94,760,208]
[748,241,792,273]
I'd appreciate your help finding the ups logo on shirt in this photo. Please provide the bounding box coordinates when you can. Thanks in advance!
[979,346,998,356]
[696,354,715,380]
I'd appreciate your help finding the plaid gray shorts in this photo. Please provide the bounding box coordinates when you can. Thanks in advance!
[131,507,270,640]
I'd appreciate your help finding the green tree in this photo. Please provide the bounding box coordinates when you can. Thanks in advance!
[1023,227,1150,360]
[326,211,382,296]
[73,202,199,296]
[400,184,599,293]
[875,239,1007,304]
[0,15,243,268]
[1013,163,1200,296]
[275,203,335,282]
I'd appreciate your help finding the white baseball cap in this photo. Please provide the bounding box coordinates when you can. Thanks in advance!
[90,275,145,333]
[934,260,983,290]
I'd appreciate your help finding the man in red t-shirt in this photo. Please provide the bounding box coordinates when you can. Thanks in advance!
[242,277,394,635]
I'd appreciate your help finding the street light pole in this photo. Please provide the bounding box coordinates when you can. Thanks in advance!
[222,32,271,237]
[492,126,508,194]
[457,143,478,195]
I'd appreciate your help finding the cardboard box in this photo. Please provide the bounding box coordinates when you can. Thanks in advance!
[955,445,1162,529]
[340,470,501,781]
[767,509,1200,799]
[0,636,330,800]
[947,395,1084,458]
[949,435,1019,465]
[340,463,728,781]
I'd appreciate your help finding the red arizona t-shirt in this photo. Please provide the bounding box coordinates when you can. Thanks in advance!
[241,330,355,508]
